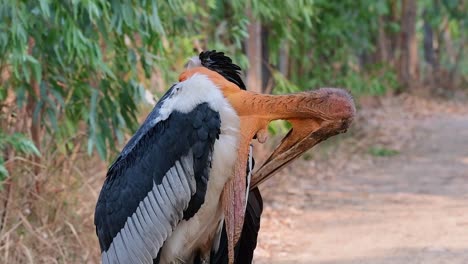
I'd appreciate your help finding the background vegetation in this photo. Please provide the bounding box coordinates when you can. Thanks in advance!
[0,0,466,262]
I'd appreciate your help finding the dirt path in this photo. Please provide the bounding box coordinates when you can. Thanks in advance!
[254,99,468,264]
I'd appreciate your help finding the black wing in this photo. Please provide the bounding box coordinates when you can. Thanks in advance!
[94,88,221,264]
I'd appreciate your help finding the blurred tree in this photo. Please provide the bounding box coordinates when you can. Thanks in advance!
[419,0,466,90]
[246,6,262,93]
[0,0,167,189]
[0,0,466,188]
[398,0,419,90]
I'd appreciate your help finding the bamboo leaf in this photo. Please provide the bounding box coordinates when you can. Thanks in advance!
[39,0,51,18]
[0,164,9,183]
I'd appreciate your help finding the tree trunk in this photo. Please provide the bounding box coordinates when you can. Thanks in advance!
[422,9,438,88]
[246,10,262,94]
[377,16,389,63]
[448,38,465,88]
[279,40,289,78]
[246,8,267,161]
[398,0,419,90]
[388,0,400,64]
[423,10,436,68]
[443,27,456,65]
[261,25,273,94]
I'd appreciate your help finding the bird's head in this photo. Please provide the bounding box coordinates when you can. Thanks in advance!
[179,51,355,262]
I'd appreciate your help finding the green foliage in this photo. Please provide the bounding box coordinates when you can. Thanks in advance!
[3,0,387,163]
[0,0,167,160]
[0,132,40,182]
[267,120,292,136]
[420,0,466,71]
[342,66,399,96]
[271,70,301,94]
[0,0,465,167]
[227,0,401,95]
[368,146,400,157]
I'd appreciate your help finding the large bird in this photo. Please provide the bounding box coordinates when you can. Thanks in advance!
[95,51,355,264]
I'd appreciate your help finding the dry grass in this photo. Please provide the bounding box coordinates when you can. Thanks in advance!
[0,148,105,263]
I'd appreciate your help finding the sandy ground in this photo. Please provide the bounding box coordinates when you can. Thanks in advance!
[253,96,468,264]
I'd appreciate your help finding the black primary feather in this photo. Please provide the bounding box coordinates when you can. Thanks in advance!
[199,50,246,90]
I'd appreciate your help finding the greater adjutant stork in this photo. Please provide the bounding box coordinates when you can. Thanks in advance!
[95,51,355,264]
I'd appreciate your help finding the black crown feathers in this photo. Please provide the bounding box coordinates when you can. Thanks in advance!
[199,50,246,90]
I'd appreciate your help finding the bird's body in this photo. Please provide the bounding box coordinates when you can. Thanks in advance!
[95,52,256,264]
[95,50,355,264]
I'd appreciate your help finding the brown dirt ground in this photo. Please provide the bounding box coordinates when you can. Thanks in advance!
[253,95,468,264]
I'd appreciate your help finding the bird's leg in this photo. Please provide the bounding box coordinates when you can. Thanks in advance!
[222,117,267,264]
